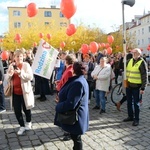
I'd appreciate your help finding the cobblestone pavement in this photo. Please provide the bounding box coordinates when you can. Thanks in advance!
[0,85,150,150]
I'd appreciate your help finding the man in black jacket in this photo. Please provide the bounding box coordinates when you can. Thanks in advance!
[0,57,6,113]
[123,48,148,126]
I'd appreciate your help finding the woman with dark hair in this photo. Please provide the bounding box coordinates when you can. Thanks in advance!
[54,62,89,150]
[55,54,76,92]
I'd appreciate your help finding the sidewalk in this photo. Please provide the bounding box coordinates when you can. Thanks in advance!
[0,85,150,150]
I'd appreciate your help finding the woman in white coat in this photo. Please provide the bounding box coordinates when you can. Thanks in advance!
[91,57,111,114]
[7,49,34,135]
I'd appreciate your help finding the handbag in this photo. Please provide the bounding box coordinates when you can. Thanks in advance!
[92,68,104,89]
[4,82,11,97]
[90,80,96,90]
[57,101,81,125]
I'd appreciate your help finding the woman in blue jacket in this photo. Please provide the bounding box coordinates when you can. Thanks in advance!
[54,62,89,150]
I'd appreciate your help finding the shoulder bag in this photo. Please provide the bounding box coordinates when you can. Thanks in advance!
[91,68,104,90]
[57,101,81,125]
[4,82,11,97]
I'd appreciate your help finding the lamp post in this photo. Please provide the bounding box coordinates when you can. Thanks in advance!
[121,0,135,87]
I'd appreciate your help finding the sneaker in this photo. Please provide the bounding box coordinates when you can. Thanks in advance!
[0,109,6,113]
[25,122,32,130]
[17,127,26,135]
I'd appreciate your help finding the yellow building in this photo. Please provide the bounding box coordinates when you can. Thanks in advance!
[8,6,70,32]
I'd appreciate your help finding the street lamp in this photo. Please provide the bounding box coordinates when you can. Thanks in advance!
[121,0,135,87]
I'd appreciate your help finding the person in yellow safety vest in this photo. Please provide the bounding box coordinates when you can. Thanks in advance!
[123,48,148,126]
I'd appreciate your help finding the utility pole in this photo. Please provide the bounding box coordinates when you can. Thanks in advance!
[121,0,135,87]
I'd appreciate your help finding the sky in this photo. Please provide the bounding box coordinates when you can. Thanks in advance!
[0,0,149,35]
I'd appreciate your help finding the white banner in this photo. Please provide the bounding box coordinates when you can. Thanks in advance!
[31,40,59,79]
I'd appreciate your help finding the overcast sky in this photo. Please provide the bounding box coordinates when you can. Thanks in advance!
[0,0,149,35]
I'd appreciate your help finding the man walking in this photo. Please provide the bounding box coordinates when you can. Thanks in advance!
[123,48,148,126]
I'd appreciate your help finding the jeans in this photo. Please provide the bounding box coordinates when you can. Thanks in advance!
[126,87,140,121]
[70,134,82,150]
[13,94,31,127]
[0,83,5,110]
[94,90,106,110]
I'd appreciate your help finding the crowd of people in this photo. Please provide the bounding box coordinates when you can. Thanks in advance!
[0,46,149,150]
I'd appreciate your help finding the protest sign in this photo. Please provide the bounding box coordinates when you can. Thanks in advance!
[32,39,59,79]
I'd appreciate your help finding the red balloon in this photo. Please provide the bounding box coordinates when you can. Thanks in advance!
[60,0,77,19]
[107,47,112,55]
[39,33,44,38]
[66,28,73,36]
[33,42,37,47]
[17,39,21,44]
[147,47,150,51]
[15,33,21,41]
[1,51,9,60]
[47,33,51,40]
[101,43,105,48]
[98,43,101,49]
[81,44,89,54]
[66,24,76,36]
[116,45,119,49]
[107,35,114,43]
[60,41,65,48]
[105,43,110,48]
[89,42,98,54]
[27,3,38,17]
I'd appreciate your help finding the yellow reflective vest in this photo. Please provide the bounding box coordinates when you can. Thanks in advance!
[126,58,143,84]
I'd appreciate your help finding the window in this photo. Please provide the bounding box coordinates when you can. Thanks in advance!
[142,39,144,45]
[148,38,150,43]
[60,12,64,17]
[60,22,67,27]
[138,29,140,35]
[45,22,50,25]
[44,11,52,17]
[142,28,144,34]
[14,22,21,28]
[13,10,20,16]
[138,40,140,45]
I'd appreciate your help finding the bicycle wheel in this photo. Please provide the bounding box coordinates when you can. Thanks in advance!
[111,83,124,105]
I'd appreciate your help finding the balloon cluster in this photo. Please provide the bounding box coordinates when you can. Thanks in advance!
[80,35,115,55]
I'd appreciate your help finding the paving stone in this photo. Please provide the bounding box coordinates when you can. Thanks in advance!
[1,84,150,150]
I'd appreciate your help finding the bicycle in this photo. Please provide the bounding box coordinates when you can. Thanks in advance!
[111,82,125,105]
[111,82,143,108]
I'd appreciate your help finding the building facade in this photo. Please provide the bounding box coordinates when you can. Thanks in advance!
[8,6,70,32]
[126,12,150,54]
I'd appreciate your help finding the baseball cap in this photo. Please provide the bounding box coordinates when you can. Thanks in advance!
[131,48,142,55]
